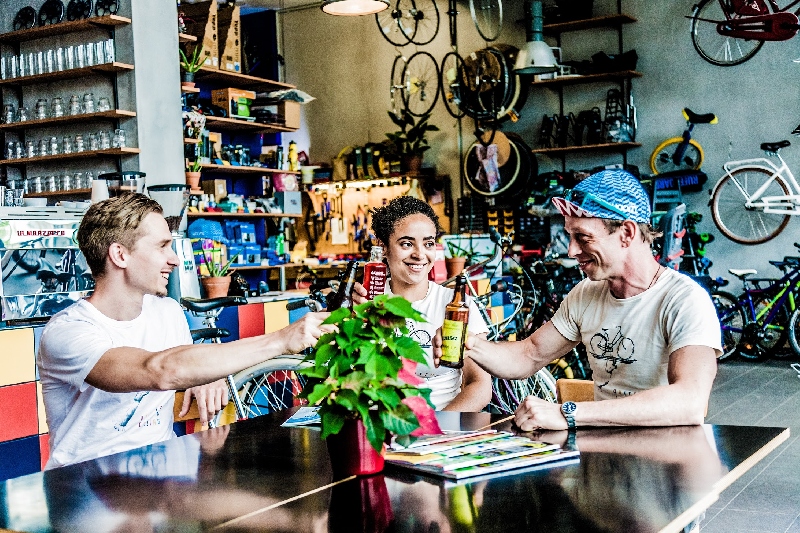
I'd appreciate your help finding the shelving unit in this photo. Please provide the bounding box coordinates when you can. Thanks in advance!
[184,137,201,144]
[199,163,300,175]
[0,110,136,131]
[178,33,197,43]
[204,116,297,134]
[533,8,640,171]
[0,147,140,165]
[26,188,91,198]
[195,66,295,91]
[0,63,134,87]
[188,212,302,219]
[0,15,131,43]
[181,86,200,94]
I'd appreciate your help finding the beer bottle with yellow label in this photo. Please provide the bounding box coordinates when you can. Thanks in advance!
[440,274,469,369]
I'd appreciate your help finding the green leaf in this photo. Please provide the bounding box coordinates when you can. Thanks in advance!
[380,404,420,437]
[314,341,338,367]
[374,387,402,408]
[323,307,352,325]
[366,352,395,380]
[332,389,359,411]
[365,411,387,452]
[355,341,378,366]
[306,382,334,405]
[383,297,425,322]
[320,410,346,440]
[395,335,426,363]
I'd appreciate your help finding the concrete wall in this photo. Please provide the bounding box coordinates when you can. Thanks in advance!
[280,0,800,290]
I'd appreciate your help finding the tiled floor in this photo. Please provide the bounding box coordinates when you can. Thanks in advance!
[702,357,800,532]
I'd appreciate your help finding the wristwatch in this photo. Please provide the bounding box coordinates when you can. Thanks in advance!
[561,401,577,430]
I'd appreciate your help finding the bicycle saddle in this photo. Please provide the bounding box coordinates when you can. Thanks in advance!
[683,108,717,124]
[760,140,790,152]
[181,296,247,312]
[728,268,757,279]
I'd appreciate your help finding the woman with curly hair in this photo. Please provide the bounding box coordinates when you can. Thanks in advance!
[360,196,491,411]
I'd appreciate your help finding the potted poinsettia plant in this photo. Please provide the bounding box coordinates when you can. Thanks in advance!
[299,295,441,476]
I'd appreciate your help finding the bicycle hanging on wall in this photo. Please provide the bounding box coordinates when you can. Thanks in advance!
[689,0,800,66]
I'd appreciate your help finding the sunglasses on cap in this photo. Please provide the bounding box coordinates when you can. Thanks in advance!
[562,188,630,220]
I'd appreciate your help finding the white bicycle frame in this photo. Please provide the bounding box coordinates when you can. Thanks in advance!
[719,151,800,215]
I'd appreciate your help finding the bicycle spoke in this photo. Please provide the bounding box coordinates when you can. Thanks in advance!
[690,0,763,66]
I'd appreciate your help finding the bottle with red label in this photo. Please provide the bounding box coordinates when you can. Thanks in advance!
[363,245,387,300]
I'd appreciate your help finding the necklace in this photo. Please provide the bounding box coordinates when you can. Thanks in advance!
[647,265,663,290]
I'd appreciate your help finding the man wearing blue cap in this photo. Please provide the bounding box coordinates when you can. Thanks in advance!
[435,169,721,430]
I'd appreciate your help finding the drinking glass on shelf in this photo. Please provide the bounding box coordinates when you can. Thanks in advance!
[104,39,115,63]
[65,46,75,70]
[9,55,18,78]
[6,141,15,159]
[35,99,48,120]
[60,173,71,191]
[75,45,85,68]
[96,97,111,112]
[83,171,93,188]
[85,43,95,66]
[21,178,29,194]
[39,138,49,156]
[62,135,73,154]
[99,130,111,149]
[3,104,16,124]
[83,93,95,114]
[16,106,30,122]
[94,42,105,64]
[29,176,43,194]
[55,47,64,71]
[12,141,22,159]
[51,97,64,117]
[36,51,44,75]
[73,172,84,189]
[112,128,126,148]
[6,188,24,207]
[0,56,5,80]
[18,55,26,77]
[26,52,35,76]
[25,140,37,158]
[75,134,85,152]
[45,49,55,73]
[45,175,58,192]
[87,132,99,150]
[49,136,59,155]
[6,178,19,190]
[68,95,81,115]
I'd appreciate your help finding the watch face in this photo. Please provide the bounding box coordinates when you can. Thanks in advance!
[562,401,577,415]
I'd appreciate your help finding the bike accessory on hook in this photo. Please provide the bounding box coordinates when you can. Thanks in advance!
[552,169,651,223]
[38,0,65,26]
[66,0,92,20]
[95,0,118,16]
[13,7,37,31]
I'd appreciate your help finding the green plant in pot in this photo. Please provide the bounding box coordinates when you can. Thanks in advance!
[179,45,204,87]
[299,295,441,476]
[445,238,472,278]
[385,110,440,174]
[199,239,237,298]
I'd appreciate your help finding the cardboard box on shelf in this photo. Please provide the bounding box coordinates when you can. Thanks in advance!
[218,4,241,73]
[202,179,228,203]
[279,101,301,130]
[211,88,256,118]
[179,1,219,68]
[275,191,302,215]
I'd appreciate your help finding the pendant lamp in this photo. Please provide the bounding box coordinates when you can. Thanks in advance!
[513,0,559,75]
[321,0,389,16]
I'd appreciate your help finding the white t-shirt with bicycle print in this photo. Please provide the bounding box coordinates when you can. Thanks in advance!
[551,268,722,401]
[37,295,192,469]
[387,281,489,410]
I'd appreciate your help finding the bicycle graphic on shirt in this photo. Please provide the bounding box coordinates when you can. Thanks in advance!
[589,326,637,390]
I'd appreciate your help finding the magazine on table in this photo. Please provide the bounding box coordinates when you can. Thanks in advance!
[281,406,321,427]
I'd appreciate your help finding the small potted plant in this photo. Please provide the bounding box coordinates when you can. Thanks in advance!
[199,239,237,298]
[385,110,440,174]
[179,45,205,88]
[185,158,202,191]
[445,238,471,278]
[299,296,441,477]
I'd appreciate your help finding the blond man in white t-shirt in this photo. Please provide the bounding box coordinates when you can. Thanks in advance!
[434,170,721,431]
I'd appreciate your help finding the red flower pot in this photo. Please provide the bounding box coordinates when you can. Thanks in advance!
[326,418,385,477]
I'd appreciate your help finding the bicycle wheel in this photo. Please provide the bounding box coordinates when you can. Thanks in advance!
[789,308,800,357]
[375,0,415,46]
[649,137,704,174]
[754,297,789,356]
[407,0,439,46]
[389,54,407,119]
[710,167,792,244]
[230,355,310,419]
[469,0,503,42]
[489,368,557,414]
[402,51,440,117]
[440,51,466,118]
[712,290,744,361]
[690,0,764,67]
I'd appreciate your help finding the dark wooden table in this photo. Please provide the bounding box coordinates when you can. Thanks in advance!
[0,411,789,533]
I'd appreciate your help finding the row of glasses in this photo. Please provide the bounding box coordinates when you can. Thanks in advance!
[2,94,110,124]
[7,172,94,194]
[4,129,125,159]
[0,40,116,80]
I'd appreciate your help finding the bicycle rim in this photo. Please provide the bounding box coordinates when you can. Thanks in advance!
[389,54,407,119]
[469,0,503,42]
[375,0,414,46]
[712,290,744,361]
[230,356,310,418]
[407,0,439,46]
[789,308,800,357]
[440,51,466,118]
[649,138,703,174]
[489,368,557,414]
[755,297,789,355]
[402,51,440,116]
[690,0,764,66]
[710,167,792,244]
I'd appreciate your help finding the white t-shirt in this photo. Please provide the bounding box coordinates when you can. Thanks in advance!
[551,268,722,401]
[388,281,489,409]
[37,295,193,469]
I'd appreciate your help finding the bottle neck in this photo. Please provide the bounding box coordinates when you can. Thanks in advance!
[451,276,467,305]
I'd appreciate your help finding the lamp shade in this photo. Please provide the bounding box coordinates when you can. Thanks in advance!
[513,40,559,75]
[321,0,389,15]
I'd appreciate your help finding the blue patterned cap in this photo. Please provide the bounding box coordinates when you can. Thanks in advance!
[552,169,651,223]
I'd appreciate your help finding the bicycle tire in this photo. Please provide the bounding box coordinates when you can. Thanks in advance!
[789,307,800,357]
[469,0,503,42]
[754,296,790,356]
[489,368,557,414]
[375,0,415,46]
[389,54,407,120]
[649,137,704,175]
[440,51,466,119]
[407,0,439,46]
[710,167,792,245]
[712,290,744,361]
[402,51,440,117]
[230,355,311,419]
[690,0,764,67]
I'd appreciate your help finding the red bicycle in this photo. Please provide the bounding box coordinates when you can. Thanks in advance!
[690,0,800,66]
